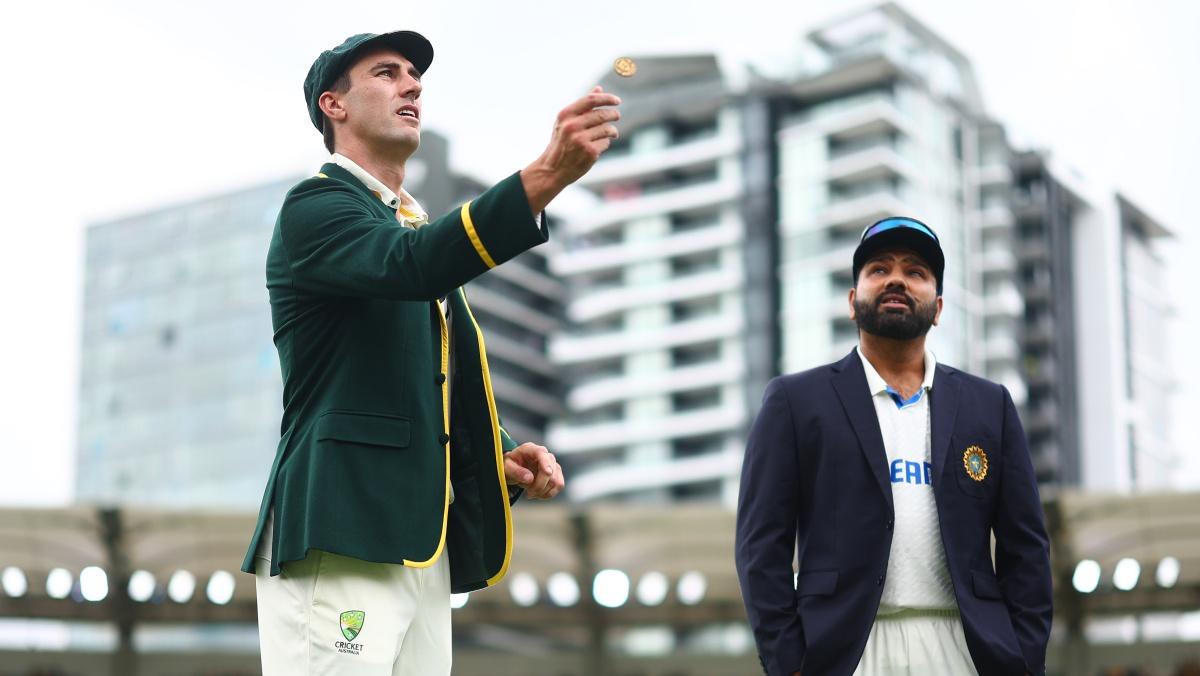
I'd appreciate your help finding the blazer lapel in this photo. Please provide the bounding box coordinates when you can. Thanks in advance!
[930,364,961,491]
[831,350,894,512]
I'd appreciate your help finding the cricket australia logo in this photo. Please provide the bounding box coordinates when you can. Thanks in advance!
[334,610,366,655]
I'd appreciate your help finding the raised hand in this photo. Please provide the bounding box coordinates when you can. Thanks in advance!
[521,86,622,213]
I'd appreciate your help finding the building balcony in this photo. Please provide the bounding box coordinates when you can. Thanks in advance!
[982,284,1023,318]
[983,336,1019,363]
[1023,357,1057,389]
[1022,318,1056,348]
[552,222,741,277]
[551,311,744,365]
[972,162,1012,186]
[491,373,563,417]
[567,266,742,323]
[547,404,746,455]
[1012,186,1047,219]
[483,332,556,378]
[466,284,560,336]
[1018,242,1051,267]
[826,145,915,188]
[818,190,915,235]
[812,96,910,144]
[979,205,1015,234]
[567,176,742,236]
[577,132,742,190]
[485,256,565,301]
[1025,401,1058,434]
[977,248,1018,277]
[818,244,858,274]
[568,449,743,502]
[567,357,745,411]
[1022,280,1052,306]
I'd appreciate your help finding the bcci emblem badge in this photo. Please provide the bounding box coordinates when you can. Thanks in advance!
[963,445,989,482]
[340,610,365,641]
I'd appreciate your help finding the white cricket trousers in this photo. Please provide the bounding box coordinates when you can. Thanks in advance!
[254,550,451,676]
[852,609,979,676]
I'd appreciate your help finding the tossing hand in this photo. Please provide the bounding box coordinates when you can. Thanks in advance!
[521,86,622,213]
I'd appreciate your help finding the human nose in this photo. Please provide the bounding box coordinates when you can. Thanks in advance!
[401,74,421,100]
[883,270,908,290]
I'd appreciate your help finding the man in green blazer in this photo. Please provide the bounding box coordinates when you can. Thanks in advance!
[241,30,621,675]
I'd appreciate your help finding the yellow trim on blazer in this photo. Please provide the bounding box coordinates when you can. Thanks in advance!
[402,302,452,567]
[459,289,514,587]
[460,202,497,269]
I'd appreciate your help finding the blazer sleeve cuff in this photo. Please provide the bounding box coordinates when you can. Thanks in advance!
[458,171,548,269]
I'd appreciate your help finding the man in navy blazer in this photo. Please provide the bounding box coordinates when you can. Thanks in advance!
[735,217,1052,675]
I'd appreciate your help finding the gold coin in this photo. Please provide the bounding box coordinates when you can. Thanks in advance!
[613,57,637,78]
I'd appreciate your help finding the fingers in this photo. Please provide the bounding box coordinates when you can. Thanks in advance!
[529,462,553,496]
[576,107,621,128]
[560,89,621,118]
[583,123,619,142]
[557,108,620,142]
[506,444,564,499]
[549,463,564,498]
[503,453,534,485]
[529,458,564,500]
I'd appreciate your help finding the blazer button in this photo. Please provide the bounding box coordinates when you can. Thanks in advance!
[435,373,447,385]
[438,433,450,445]
[877,574,885,586]
[885,519,894,530]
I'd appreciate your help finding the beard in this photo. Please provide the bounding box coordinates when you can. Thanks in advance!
[854,290,938,340]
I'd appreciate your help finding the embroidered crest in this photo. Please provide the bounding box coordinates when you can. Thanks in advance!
[963,446,988,482]
[339,610,365,641]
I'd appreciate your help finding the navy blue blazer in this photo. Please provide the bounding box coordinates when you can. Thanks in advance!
[735,350,1052,676]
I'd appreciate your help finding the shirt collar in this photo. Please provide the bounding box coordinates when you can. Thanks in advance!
[330,153,428,226]
[857,345,937,397]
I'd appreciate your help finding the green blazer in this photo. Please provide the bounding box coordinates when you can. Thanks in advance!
[240,163,547,593]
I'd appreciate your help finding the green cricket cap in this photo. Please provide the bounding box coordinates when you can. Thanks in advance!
[303,31,434,132]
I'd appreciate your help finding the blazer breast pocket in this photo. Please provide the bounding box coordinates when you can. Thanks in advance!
[316,410,412,449]
[951,435,998,500]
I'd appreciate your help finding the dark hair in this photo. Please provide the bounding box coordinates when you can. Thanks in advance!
[321,72,353,154]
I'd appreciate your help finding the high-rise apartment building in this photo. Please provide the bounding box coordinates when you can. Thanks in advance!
[548,56,750,504]
[548,2,1175,502]
[76,131,561,507]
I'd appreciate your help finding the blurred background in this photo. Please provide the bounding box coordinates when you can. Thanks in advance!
[1,0,1198,674]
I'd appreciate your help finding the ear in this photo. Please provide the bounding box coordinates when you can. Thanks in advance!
[319,91,347,124]
[848,287,857,321]
[932,296,944,326]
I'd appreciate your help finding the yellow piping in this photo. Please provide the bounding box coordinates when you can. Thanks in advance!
[459,289,514,587]
[460,202,497,269]
[403,302,452,567]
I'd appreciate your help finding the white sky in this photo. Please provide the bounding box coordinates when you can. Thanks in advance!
[1,0,1197,505]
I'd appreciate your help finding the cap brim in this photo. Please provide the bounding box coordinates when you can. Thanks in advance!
[352,30,434,75]
[853,229,945,283]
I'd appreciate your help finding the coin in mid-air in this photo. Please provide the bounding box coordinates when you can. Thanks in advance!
[613,57,637,78]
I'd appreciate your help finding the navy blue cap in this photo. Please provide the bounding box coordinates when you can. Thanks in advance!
[852,216,945,294]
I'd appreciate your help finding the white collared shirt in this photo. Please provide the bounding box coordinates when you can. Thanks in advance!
[330,153,429,227]
[857,346,956,613]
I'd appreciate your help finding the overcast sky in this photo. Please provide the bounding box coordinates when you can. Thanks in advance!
[1,0,1197,505]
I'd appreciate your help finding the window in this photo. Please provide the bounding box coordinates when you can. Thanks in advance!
[671,387,721,413]
[671,341,721,367]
